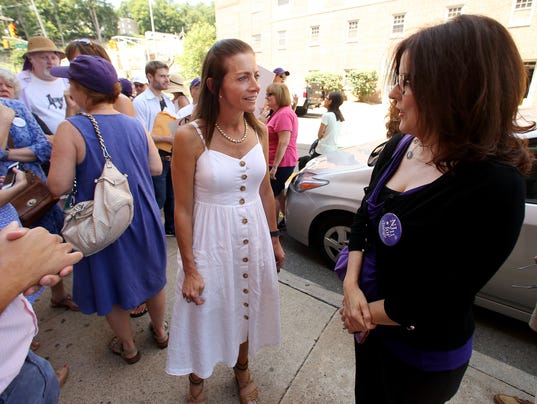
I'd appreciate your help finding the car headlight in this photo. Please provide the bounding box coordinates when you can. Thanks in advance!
[290,172,329,192]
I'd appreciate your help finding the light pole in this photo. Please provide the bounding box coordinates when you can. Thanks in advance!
[29,0,47,37]
[148,0,155,33]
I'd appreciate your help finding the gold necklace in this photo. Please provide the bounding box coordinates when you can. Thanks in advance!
[215,118,248,144]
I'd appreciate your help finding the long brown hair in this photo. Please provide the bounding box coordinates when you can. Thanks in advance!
[390,14,535,174]
[65,39,111,62]
[193,38,265,145]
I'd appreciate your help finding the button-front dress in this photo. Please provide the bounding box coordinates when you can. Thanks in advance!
[166,121,281,379]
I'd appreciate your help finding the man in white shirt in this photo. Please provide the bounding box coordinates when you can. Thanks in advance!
[133,61,176,235]
[17,37,73,136]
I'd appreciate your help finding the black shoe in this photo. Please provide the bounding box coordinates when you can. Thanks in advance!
[278,218,286,231]
[165,230,175,237]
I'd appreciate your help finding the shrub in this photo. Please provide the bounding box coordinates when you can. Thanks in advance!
[304,72,343,93]
[348,70,378,101]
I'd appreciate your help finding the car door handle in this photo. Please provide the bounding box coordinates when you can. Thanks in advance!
[514,263,537,270]
[511,284,537,289]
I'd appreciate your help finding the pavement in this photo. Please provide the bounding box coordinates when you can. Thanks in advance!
[29,238,536,404]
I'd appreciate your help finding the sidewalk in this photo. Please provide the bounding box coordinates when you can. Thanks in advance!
[30,239,535,403]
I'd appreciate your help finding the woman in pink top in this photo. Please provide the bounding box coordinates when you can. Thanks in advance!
[265,83,299,228]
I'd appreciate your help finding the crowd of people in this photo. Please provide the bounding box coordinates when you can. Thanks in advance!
[0,12,535,404]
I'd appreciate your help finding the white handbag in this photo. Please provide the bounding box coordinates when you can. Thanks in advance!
[61,112,134,256]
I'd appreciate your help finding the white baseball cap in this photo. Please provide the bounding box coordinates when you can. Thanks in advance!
[133,75,148,85]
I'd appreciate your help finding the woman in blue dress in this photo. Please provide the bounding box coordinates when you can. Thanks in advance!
[47,55,168,364]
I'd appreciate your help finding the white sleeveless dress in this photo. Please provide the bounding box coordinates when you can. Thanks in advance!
[166,121,281,379]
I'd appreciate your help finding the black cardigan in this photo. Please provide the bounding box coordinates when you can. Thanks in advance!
[349,134,525,350]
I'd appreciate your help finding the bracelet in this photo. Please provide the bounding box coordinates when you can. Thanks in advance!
[270,230,280,238]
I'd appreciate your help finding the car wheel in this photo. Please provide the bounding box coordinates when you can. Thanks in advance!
[313,214,353,265]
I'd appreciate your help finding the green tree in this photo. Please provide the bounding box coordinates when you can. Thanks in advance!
[0,0,118,43]
[177,21,215,79]
[118,0,214,36]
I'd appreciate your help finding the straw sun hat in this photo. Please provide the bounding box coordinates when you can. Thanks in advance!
[23,36,66,59]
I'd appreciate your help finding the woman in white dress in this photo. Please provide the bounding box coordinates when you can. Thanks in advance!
[166,38,285,404]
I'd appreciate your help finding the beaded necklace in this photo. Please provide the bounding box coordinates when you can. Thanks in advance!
[215,118,248,144]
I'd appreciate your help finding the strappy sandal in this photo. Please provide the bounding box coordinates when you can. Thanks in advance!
[149,320,169,349]
[108,336,141,365]
[188,374,207,404]
[234,361,258,404]
[50,294,80,312]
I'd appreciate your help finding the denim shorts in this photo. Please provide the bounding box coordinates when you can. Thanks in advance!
[0,351,59,404]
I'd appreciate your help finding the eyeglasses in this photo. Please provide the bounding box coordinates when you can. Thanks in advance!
[278,74,286,79]
[134,83,146,87]
[395,73,411,95]
[266,93,273,97]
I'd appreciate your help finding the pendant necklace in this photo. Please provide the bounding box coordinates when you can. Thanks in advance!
[406,138,433,165]
[406,138,420,159]
[215,118,248,144]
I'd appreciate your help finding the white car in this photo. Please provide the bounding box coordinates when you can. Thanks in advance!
[285,135,537,322]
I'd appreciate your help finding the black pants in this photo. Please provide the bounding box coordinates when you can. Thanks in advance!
[354,332,468,404]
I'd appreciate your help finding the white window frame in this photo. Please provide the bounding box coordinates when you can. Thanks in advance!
[277,30,287,49]
[392,14,405,35]
[446,5,463,19]
[509,0,535,26]
[252,34,261,52]
[347,19,359,42]
[310,25,320,45]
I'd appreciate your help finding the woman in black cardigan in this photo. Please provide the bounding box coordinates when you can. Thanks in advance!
[340,15,535,404]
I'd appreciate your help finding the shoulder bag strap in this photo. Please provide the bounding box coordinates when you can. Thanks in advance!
[79,112,112,162]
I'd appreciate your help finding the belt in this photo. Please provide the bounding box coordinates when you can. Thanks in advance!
[161,156,172,162]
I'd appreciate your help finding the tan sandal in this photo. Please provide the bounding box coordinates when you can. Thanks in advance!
[234,361,258,404]
[149,320,169,349]
[108,336,141,365]
[188,374,207,404]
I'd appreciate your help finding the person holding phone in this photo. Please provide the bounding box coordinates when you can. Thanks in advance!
[0,68,79,313]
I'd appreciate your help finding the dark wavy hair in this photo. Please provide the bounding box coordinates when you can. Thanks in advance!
[326,91,345,122]
[389,14,535,174]
[193,38,265,145]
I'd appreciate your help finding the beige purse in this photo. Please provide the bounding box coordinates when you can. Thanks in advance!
[61,113,134,256]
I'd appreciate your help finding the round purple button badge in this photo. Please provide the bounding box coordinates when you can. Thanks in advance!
[378,212,402,246]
